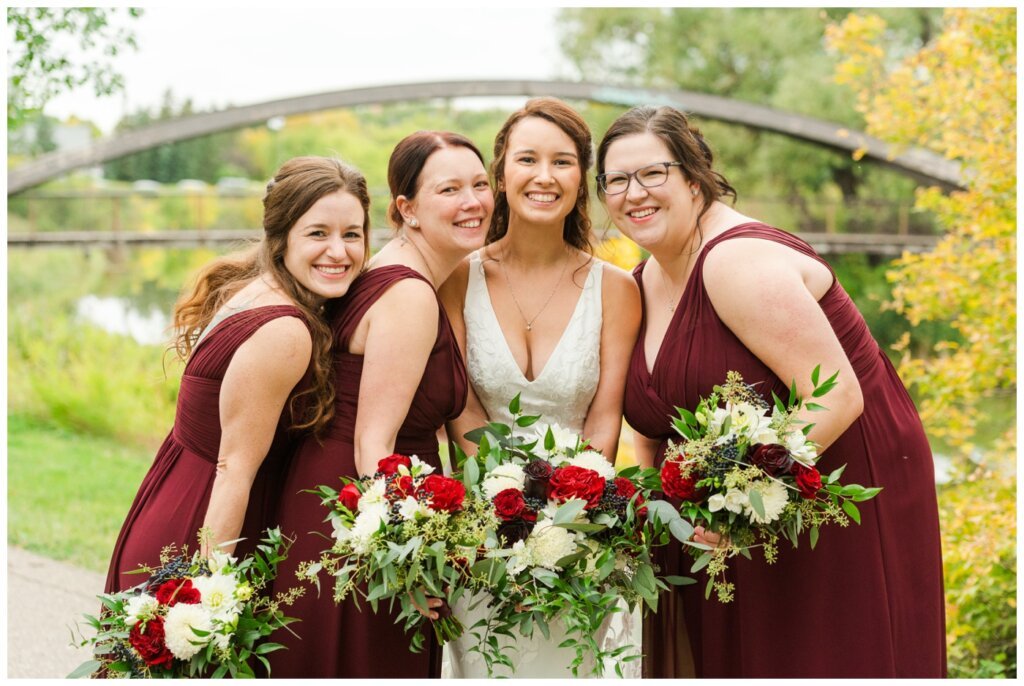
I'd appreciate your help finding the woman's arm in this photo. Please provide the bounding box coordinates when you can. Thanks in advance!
[202,315,312,554]
[633,430,660,469]
[350,278,440,476]
[702,238,864,452]
[581,265,642,462]
[438,258,490,455]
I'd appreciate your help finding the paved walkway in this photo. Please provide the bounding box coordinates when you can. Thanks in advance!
[7,547,105,679]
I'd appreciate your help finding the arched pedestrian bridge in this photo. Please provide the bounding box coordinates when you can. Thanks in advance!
[8,79,963,195]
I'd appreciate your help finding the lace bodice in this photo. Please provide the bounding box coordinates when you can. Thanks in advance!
[464,251,603,433]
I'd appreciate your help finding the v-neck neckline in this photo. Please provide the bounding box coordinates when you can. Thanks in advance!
[637,222,766,379]
[480,257,596,384]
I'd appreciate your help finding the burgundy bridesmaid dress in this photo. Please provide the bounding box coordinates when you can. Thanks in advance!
[625,223,946,678]
[104,306,310,593]
[268,265,468,678]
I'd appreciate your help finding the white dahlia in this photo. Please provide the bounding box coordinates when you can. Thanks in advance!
[350,503,388,554]
[743,479,789,525]
[191,572,241,622]
[527,520,578,571]
[481,463,526,499]
[163,603,213,660]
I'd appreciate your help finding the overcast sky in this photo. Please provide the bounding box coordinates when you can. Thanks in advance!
[41,6,569,134]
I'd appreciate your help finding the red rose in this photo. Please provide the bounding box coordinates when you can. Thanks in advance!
[792,464,823,500]
[154,578,201,606]
[614,477,637,499]
[750,443,794,477]
[338,483,361,512]
[377,454,412,476]
[660,461,702,502]
[547,465,606,509]
[493,488,527,521]
[128,617,174,669]
[415,474,466,513]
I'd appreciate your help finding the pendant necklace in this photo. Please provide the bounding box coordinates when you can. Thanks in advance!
[500,247,570,331]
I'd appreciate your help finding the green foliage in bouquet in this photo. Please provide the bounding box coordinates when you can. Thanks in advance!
[69,528,301,678]
[663,367,881,602]
[452,395,694,677]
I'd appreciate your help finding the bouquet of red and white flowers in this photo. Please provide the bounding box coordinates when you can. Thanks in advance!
[450,396,691,677]
[70,528,300,678]
[661,368,881,603]
[301,453,496,651]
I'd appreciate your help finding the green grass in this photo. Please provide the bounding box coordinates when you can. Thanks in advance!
[7,414,156,572]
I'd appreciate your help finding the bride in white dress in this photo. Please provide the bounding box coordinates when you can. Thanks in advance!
[439,98,642,678]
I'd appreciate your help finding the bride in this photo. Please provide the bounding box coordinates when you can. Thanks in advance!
[440,98,641,678]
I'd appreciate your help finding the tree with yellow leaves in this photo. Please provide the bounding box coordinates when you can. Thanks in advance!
[828,10,1016,677]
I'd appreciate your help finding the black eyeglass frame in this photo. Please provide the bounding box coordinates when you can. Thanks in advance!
[597,161,685,195]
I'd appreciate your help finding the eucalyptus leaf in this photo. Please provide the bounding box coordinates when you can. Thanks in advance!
[748,488,766,519]
[67,660,101,679]
[553,499,587,524]
[690,552,713,574]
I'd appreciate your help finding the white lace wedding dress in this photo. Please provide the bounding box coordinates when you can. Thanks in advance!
[441,251,642,679]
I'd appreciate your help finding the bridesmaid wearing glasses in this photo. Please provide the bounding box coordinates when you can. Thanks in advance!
[597,105,946,678]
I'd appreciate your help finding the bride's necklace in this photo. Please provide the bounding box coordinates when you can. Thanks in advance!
[500,247,570,331]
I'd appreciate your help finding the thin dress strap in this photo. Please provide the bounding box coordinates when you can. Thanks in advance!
[333,265,436,350]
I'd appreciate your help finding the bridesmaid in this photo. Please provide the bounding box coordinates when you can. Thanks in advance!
[268,131,493,678]
[596,106,946,677]
[440,97,642,678]
[105,156,371,592]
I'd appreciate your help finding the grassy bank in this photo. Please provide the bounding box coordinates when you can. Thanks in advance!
[7,414,154,572]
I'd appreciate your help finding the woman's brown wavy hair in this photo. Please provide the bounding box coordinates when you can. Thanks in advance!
[488,97,594,254]
[170,156,371,435]
[596,106,737,234]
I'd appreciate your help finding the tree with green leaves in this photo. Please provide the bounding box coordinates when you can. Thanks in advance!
[7,7,143,129]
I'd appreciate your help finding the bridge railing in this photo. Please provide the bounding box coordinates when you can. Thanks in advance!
[8,187,939,239]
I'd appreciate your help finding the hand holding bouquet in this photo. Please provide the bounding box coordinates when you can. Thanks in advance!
[301,453,494,651]
[70,528,300,678]
[661,368,881,603]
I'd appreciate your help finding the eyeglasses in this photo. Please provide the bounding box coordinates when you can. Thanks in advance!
[597,161,684,195]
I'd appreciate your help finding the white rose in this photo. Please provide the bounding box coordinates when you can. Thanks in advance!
[566,450,616,480]
[785,431,819,466]
[163,603,213,660]
[205,550,237,575]
[482,463,526,499]
[743,479,789,525]
[123,593,159,627]
[723,488,749,514]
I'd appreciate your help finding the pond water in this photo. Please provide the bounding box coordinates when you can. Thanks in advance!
[75,294,170,346]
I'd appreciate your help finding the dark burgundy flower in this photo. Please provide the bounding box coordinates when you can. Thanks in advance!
[415,474,466,513]
[497,519,534,546]
[750,443,794,477]
[792,464,823,500]
[154,578,201,606]
[128,617,174,669]
[377,454,412,476]
[548,465,606,509]
[493,488,527,521]
[523,459,554,500]
[338,483,361,512]
[660,461,702,502]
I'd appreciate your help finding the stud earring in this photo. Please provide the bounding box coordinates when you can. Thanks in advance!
[691,187,699,196]
[409,218,418,227]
